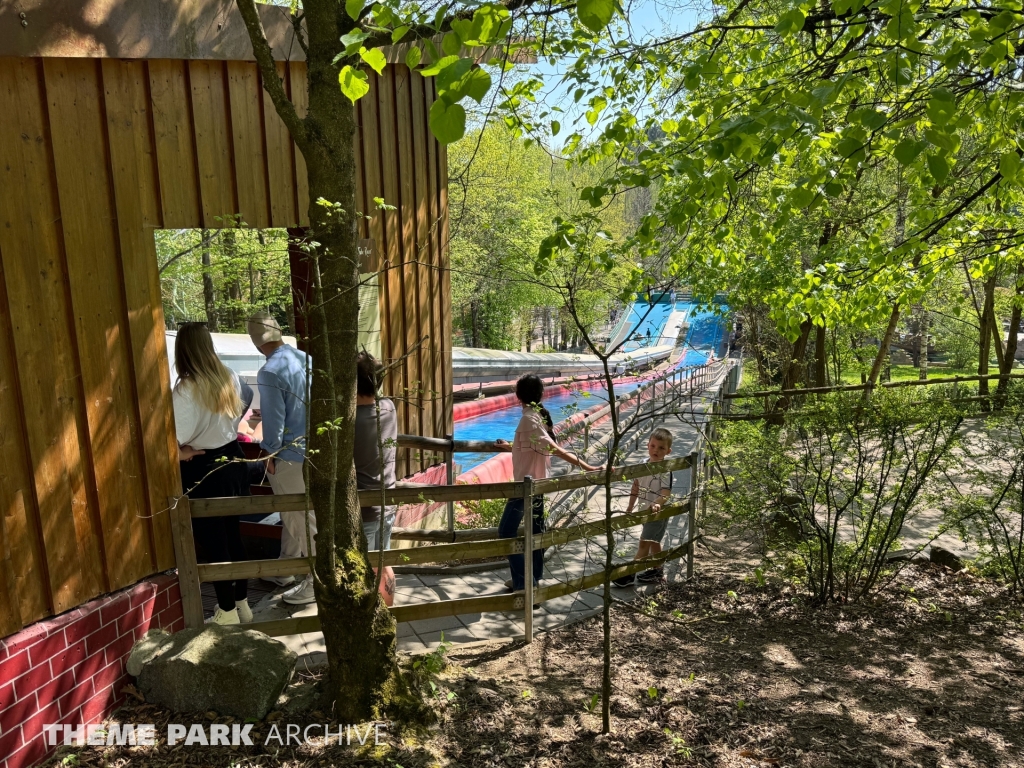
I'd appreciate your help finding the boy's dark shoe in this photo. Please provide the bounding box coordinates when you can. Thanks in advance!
[612,573,636,587]
[636,568,664,584]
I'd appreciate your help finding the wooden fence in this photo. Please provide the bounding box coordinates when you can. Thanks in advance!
[169,358,737,642]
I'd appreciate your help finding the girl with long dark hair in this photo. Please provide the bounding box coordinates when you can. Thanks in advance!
[497,374,603,592]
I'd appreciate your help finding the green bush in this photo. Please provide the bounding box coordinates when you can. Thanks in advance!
[454,497,507,529]
[707,388,964,603]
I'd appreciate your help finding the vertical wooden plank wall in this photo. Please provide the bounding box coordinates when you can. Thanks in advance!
[0,56,451,637]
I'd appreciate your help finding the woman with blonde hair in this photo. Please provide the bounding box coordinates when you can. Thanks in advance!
[173,323,254,625]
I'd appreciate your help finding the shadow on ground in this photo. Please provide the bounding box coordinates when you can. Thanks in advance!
[43,564,1024,768]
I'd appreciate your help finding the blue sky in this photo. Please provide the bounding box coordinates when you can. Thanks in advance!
[520,0,705,142]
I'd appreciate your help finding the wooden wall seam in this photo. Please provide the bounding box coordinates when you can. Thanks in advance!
[101,57,179,575]
[97,58,159,584]
[0,239,51,634]
[34,58,106,609]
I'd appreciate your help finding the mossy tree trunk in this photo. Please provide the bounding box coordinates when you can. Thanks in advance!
[236,0,400,720]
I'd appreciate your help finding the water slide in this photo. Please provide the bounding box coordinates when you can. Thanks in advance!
[454,300,731,472]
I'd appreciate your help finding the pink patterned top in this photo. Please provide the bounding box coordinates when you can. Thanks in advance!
[511,407,558,481]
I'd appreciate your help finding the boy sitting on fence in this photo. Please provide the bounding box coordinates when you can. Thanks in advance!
[614,428,674,587]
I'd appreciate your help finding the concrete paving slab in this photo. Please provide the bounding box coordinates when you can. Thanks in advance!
[408,615,464,633]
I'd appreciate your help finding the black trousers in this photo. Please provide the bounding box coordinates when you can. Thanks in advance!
[180,440,250,612]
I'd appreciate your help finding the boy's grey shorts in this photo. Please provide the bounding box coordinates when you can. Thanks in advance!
[640,518,668,543]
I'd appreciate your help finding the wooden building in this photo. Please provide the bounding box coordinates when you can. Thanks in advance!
[0,0,451,667]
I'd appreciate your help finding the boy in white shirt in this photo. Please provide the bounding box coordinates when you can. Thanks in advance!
[614,428,674,586]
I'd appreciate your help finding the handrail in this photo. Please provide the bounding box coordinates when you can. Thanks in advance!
[185,455,694,518]
[723,370,1024,399]
[187,481,525,518]
[195,500,693,581]
[532,455,692,496]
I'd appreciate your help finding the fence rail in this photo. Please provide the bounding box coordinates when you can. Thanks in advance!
[169,357,738,642]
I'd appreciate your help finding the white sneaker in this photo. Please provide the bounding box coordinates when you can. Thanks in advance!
[207,607,240,625]
[235,599,253,624]
[263,575,296,587]
[281,576,316,605]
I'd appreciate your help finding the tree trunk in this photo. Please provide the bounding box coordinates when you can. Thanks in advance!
[470,300,479,348]
[917,308,928,380]
[814,323,827,387]
[201,229,219,331]
[782,319,813,391]
[236,0,401,721]
[745,308,770,386]
[866,305,900,390]
[996,264,1023,403]
[979,274,995,405]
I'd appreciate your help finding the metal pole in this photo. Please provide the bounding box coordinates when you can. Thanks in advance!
[584,420,590,454]
[687,447,699,580]
[523,475,535,642]
[445,433,455,535]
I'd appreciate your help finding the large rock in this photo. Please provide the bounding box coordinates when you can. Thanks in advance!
[133,624,296,720]
[126,629,174,676]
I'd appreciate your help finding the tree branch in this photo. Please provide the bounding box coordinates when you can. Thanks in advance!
[235,0,308,151]
[158,230,222,274]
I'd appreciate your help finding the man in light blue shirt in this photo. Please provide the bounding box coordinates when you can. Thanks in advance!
[248,311,316,605]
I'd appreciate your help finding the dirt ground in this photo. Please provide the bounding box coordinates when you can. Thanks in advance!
[45,543,1024,768]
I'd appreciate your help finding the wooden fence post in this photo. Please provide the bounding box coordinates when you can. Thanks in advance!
[523,476,535,642]
[687,449,699,580]
[445,433,455,535]
[168,496,204,628]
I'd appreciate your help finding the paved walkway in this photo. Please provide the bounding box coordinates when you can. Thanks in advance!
[253,382,718,666]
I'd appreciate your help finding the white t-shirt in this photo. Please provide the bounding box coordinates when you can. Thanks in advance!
[172,373,252,450]
[636,471,672,511]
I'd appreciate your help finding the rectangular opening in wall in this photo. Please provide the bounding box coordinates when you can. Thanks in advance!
[154,225,382,389]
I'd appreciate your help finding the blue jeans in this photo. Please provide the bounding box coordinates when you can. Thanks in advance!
[363,510,395,551]
[499,497,545,590]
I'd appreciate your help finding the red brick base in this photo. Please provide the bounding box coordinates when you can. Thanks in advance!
[0,574,184,768]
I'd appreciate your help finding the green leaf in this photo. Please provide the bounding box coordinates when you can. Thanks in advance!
[405,45,422,69]
[339,65,369,103]
[345,0,364,20]
[454,66,492,104]
[836,136,864,158]
[442,32,462,56]
[774,9,806,36]
[999,151,1021,181]
[927,89,957,126]
[391,25,410,44]
[893,138,926,166]
[419,55,459,77]
[451,19,475,44]
[428,99,466,145]
[791,186,815,208]
[926,153,950,182]
[473,5,509,43]
[852,107,888,131]
[436,58,484,101]
[924,127,955,152]
[340,29,369,55]
[577,0,616,33]
[551,120,561,136]
[360,47,387,76]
